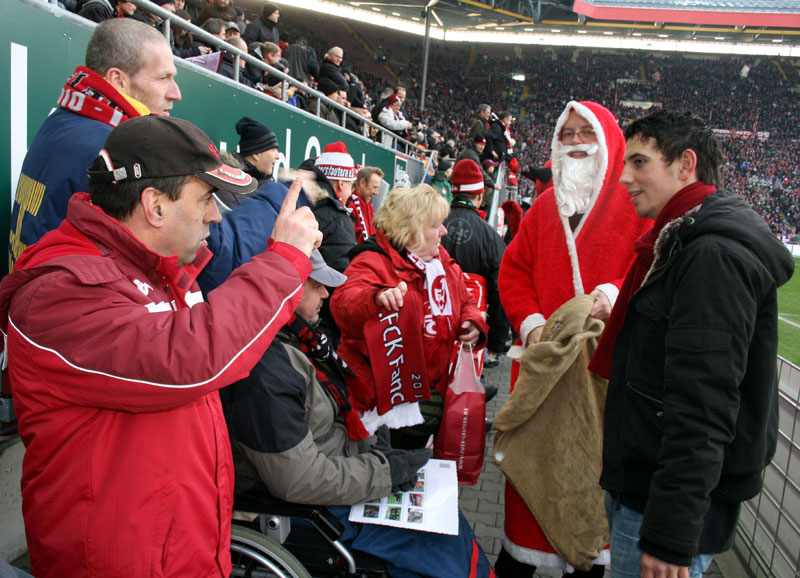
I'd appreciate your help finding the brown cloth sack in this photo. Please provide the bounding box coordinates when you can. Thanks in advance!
[493,294,609,571]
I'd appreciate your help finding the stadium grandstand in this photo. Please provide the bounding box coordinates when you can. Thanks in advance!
[1,0,799,577]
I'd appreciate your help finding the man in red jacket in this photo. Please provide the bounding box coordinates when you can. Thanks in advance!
[496,101,651,577]
[0,116,321,578]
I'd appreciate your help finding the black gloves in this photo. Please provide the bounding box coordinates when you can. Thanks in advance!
[373,426,432,492]
[385,446,432,492]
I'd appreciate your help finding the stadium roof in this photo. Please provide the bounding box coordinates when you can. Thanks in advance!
[574,0,800,28]
[280,0,800,52]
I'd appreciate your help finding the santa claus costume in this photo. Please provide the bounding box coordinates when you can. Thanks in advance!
[496,101,651,575]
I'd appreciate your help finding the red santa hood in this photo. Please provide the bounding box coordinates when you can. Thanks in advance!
[549,101,625,219]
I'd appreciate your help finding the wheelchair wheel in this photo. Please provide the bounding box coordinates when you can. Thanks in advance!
[230,524,312,578]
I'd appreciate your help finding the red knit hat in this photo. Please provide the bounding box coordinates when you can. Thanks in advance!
[315,141,356,181]
[451,159,484,195]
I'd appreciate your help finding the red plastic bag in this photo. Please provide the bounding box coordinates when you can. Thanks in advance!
[434,343,486,485]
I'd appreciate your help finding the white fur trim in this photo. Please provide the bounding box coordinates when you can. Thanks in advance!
[359,402,424,436]
[551,101,609,234]
[595,282,620,308]
[501,533,610,572]
[519,313,546,348]
[560,214,585,297]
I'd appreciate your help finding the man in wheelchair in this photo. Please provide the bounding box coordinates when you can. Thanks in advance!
[222,250,495,577]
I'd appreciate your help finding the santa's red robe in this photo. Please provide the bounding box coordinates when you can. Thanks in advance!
[498,101,651,570]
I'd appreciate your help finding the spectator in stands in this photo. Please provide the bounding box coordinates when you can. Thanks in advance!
[593,109,794,578]
[441,159,510,369]
[469,103,492,140]
[243,2,280,44]
[137,0,175,28]
[331,184,488,449]
[171,9,212,58]
[1,115,321,578]
[9,18,181,269]
[431,159,453,203]
[221,250,495,578]
[496,101,651,578]
[224,21,241,40]
[259,41,290,87]
[283,34,319,87]
[456,135,496,212]
[378,94,411,150]
[319,46,348,91]
[198,0,237,25]
[230,117,281,186]
[348,166,384,243]
[439,139,457,159]
[200,17,226,44]
[306,77,348,126]
[305,142,358,274]
[487,111,516,162]
[343,65,366,109]
[78,0,136,22]
[218,37,254,87]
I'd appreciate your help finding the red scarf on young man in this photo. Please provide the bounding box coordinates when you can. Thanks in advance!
[588,181,716,379]
[57,66,143,127]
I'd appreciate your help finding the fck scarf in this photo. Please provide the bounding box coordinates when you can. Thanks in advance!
[286,314,369,440]
[589,181,716,378]
[58,66,144,127]
[406,250,452,318]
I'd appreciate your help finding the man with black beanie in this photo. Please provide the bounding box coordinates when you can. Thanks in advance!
[243,2,280,44]
[233,116,280,184]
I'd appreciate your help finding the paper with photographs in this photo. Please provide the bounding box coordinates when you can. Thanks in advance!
[349,459,459,535]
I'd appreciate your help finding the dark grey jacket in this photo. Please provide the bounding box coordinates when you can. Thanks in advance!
[222,329,392,505]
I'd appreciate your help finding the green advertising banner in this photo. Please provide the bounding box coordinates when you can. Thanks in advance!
[1,0,421,277]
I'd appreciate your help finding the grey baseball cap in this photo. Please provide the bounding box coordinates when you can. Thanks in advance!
[309,250,346,287]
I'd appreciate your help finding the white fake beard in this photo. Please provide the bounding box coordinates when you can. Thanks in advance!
[555,144,600,217]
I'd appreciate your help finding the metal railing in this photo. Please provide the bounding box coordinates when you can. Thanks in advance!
[114,0,432,163]
[734,356,800,578]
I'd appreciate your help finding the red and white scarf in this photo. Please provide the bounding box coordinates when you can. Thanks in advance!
[589,181,716,378]
[57,66,143,127]
[347,194,375,243]
[406,250,452,318]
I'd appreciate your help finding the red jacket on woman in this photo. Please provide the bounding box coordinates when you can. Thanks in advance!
[330,230,487,421]
[0,193,310,578]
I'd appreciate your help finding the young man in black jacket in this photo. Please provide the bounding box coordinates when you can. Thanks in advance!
[591,110,794,578]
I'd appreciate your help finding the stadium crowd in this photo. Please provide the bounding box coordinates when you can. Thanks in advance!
[58,0,800,235]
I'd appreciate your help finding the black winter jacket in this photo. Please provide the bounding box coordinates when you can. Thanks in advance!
[305,165,357,274]
[283,41,319,85]
[242,16,279,44]
[442,201,510,353]
[601,188,794,565]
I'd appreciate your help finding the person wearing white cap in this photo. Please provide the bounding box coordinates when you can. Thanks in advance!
[306,142,359,273]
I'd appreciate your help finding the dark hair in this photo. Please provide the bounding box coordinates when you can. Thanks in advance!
[201,18,224,36]
[88,162,189,221]
[499,111,512,121]
[623,110,725,186]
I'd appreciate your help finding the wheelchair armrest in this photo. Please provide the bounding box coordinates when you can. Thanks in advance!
[234,491,344,542]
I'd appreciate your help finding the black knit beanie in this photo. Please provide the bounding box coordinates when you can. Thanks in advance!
[262,3,279,18]
[236,117,278,156]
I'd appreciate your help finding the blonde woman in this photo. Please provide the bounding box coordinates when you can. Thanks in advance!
[331,184,487,449]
